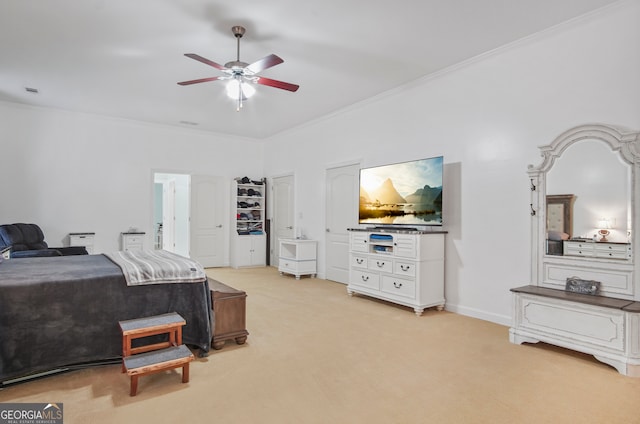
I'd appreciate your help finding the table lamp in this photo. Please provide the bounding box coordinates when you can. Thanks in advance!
[597,218,612,242]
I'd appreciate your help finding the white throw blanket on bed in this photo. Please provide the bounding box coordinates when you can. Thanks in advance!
[105,249,206,286]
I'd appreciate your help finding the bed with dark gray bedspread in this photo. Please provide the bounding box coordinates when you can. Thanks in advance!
[0,253,212,384]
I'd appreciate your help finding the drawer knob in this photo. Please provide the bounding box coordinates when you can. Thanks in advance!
[361,275,369,282]
[376,261,385,267]
[393,282,403,289]
[356,258,364,264]
[400,265,410,271]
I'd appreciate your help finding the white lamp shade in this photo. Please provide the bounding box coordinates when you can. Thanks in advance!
[597,218,613,229]
[226,79,256,100]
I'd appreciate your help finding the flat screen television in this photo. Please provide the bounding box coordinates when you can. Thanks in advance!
[358,156,443,227]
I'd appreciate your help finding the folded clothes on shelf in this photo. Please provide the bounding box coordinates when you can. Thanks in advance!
[370,234,393,241]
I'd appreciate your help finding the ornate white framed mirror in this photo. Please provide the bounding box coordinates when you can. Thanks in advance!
[547,139,631,245]
[528,124,639,298]
[511,123,640,376]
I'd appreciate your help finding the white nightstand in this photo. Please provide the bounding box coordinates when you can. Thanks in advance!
[121,232,145,251]
[69,232,95,254]
[278,239,317,280]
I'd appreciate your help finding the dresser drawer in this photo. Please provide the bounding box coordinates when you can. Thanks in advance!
[351,254,368,269]
[565,247,588,257]
[279,259,316,274]
[381,275,415,299]
[69,234,94,245]
[594,243,631,260]
[368,258,393,273]
[350,270,380,290]
[394,260,416,277]
[594,249,629,260]
[564,242,590,257]
[565,241,591,250]
[69,233,95,254]
[125,235,144,244]
[278,259,297,273]
[122,233,145,251]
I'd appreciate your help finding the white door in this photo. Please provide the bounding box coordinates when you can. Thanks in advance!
[190,175,226,267]
[325,163,359,283]
[271,174,295,267]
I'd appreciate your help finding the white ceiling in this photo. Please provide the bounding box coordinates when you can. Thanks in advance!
[0,0,620,139]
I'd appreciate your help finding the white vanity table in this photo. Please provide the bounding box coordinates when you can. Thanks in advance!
[510,124,640,376]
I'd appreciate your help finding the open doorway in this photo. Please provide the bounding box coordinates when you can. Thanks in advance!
[153,172,227,267]
[153,173,190,257]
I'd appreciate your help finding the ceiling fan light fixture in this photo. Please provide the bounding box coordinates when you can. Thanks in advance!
[178,25,299,111]
[225,78,256,100]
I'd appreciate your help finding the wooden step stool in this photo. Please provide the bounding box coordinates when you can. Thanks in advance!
[119,312,194,396]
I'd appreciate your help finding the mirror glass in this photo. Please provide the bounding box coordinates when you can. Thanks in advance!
[546,139,631,250]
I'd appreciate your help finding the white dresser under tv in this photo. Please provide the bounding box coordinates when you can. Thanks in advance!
[347,228,446,316]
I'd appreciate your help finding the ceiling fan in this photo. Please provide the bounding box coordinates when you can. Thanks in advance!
[178,25,299,111]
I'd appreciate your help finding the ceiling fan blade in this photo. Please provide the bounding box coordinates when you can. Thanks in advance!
[255,76,299,92]
[245,54,284,74]
[184,53,227,71]
[177,76,223,86]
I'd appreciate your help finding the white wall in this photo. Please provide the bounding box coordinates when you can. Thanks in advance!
[0,102,264,255]
[263,1,640,325]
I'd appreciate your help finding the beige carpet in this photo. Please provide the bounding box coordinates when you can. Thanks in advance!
[2,266,640,423]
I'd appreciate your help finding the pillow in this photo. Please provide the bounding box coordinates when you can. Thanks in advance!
[547,231,570,241]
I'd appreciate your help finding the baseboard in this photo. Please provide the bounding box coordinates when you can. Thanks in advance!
[445,303,511,327]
